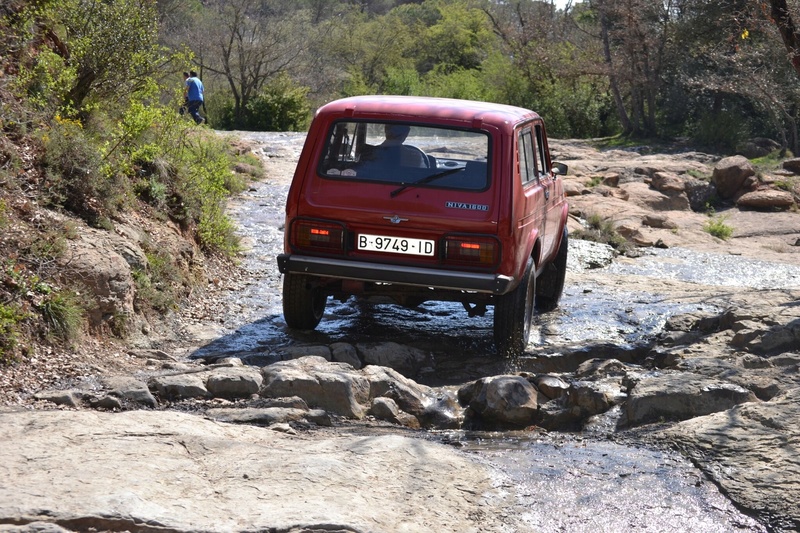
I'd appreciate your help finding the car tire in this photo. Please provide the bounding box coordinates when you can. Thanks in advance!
[283,272,326,330]
[493,256,535,357]
[535,227,568,312]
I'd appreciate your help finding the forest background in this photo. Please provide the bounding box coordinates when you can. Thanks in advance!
[2,0,800,369]
[156,0,800,154]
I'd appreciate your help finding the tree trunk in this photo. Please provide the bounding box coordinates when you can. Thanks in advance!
[770,0,800,76]
[600,8,632,134]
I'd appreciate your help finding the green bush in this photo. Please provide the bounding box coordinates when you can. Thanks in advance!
[703,215,734,240]
[38,290,84,343]
[40,115,127,226]
[215,74,311,132]
[0,304,25,365]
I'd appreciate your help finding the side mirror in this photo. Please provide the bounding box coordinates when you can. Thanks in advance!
[553,162,568,177]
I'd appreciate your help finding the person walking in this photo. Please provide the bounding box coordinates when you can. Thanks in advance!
[184,70,205,125]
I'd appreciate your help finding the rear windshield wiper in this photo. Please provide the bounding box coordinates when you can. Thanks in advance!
[390,167,464,198]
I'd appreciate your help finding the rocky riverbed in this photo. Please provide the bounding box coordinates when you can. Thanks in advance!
[1,134,799,532]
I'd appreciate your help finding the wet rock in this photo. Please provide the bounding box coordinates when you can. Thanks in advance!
[260,356,370,419]
[205,366,263,399]
[148,373,210,401]
[362,365,436,416]
[330,342,362,369]
[583,404,626,435]
[278,344,332,361]
[567,239,616,270]
[575,358,630,379]
[370,397,420,429]
[532,374,569,400]
[356,342,428,377]
[521,343,649,374]
[418,392,463,429]
[567,379,626,417]
[660,388,800,528]
[625,372,758,426]
[458,375,539,428]
[712,155,756,199]
[536,399,581,431]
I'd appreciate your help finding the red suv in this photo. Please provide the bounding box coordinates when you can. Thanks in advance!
[277,95,569,356]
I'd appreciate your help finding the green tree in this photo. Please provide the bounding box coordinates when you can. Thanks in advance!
[44,0,162,114]
[194,0,312,127]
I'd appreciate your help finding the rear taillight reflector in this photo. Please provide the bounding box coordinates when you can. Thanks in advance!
[444,236,499,266]
[292,220,345,253]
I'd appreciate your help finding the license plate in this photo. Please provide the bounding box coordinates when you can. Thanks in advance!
[357,233,435,256]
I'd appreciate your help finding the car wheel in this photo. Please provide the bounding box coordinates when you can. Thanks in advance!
[493,256,535,357]
[536,227,568,312]
[283,272,326,330]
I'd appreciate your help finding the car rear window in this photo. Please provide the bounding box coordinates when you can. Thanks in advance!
[318,120,490,191]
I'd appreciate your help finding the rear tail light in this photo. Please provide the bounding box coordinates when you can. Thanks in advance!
[291,219,345,254]
[444,235,499,267]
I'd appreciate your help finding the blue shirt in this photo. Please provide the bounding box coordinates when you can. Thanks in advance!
[186,77,204,102]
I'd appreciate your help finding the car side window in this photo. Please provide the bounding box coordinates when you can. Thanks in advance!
[534,124,549,176]
[518,128,539,186]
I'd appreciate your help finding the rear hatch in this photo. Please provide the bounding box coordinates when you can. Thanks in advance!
[293,120,503,271]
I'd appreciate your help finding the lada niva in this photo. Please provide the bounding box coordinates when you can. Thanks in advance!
[277,95,569,356]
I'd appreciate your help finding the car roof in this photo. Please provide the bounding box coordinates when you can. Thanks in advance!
[315,95,541,132]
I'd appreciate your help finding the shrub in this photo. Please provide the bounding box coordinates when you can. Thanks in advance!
[40,115,127,225]
[246,74,311,131]
[0,304,25,365]
[571,213,632,253]
[38,290,84,343]
[704,215,734,240]
[133,250,184,314]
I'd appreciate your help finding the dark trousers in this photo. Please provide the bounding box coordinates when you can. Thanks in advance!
[188,100,204,124]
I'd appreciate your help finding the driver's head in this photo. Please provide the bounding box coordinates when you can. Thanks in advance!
[384,124,411,144]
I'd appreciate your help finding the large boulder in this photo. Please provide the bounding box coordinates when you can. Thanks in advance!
[736,189,795,210]
[711,155,756,199]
